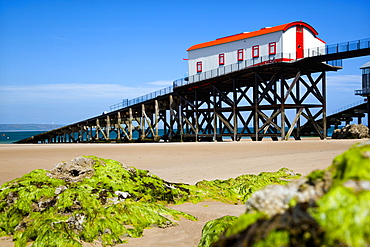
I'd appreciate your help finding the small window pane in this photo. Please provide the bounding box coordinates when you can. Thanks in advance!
[252,45,259,58]
[196,61,202,73]
[219,53,225,65]
[269,42,276,55]
[237,49,244,61]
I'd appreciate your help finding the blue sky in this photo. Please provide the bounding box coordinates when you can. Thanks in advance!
[0,0,369,125]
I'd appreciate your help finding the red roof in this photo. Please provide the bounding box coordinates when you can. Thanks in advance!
[187,21,319,51]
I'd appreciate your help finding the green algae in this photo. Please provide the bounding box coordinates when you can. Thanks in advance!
[252,230,290,247]
[0,156,196,247]
[311,184,370,247]
[192,168,301,204]
[197,215,238,247]
[329,142,370,181]
[224,212,267,238]
[0,156,301,247]
[203,142,370,247]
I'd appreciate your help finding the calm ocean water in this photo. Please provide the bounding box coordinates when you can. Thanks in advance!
[0,131,46,144]
[0,127,339,144]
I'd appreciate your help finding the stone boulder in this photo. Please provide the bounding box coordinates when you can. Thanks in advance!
[47,157,95,183]
[245,171,332,217]
[332,124,369,139]
[210,142,370,247]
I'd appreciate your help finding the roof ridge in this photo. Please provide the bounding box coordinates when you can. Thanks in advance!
[187,21,318,51]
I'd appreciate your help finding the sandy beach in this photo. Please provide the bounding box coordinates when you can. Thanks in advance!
[0,138,365,246]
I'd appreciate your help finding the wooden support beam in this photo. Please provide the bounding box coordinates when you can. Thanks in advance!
[233,79,237,141]
[212,86,218,141]
[280,70,286,140]
[129,108,133,141]
[322,71,327,139]
[154,100,160,141]
[254,73,259,141]
[284,107,304,140]
[106,115,110,140]
[117,112,121,140]
[257,109,282,133]
[195,90,199,141]
[284,71,301,103]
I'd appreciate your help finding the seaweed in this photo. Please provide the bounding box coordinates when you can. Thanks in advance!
[0,156,196,246]
[198,215,238,247]
[311,184,370,246]
[204,142,370,247]
[192,168,301,204]
[0,156,301,246]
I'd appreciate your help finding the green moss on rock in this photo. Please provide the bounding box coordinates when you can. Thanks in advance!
[330,142,370,181]
[198,215,238,247]
[205,142,370,247]
[0,156,301,247]
[0,156,196,247]
[311,183,370,246]
[193,168,301,204]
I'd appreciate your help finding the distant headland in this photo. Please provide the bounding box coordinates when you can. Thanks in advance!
[0,124,63,131]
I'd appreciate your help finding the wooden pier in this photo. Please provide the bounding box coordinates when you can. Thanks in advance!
[16,37,370,143]
[17,61,338,143]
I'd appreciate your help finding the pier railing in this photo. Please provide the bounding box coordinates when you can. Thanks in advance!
[109,86,173,111]
[331,99,367,115]
[175,38,369,86]
[109,38,370,112]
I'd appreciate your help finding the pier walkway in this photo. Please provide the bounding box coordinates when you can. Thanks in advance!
[17,38,370,143]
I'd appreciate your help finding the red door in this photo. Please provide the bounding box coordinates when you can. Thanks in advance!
[296,26,304,59]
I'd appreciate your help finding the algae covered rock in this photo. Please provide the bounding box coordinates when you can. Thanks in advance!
[245,171,332,217]
[198,215,238,247]
[193,168,301,204]
[0,156,196,247]
[0,156,301,247]
[202,141,370,247]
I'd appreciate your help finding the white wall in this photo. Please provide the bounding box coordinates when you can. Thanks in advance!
[281,27,297,58]
[187,25,326,77]
[304,29,326,56]
[282,26,326,60]
[188,31,283,77]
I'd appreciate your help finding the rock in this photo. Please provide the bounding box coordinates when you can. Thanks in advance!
[332,124,369,139]
[210,142,370,247]
[213,203,323,247]
[55,185,67,195]
[47,157,95,183]
[245,171,332,217]
[66,213,85,233]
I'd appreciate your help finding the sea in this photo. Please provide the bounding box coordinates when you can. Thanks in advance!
[0,131,46,144]
[0,127,339,144]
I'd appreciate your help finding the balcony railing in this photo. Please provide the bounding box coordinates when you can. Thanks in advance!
[331,99,367,114]
[109,38,369,112]
[355,88,370,96]
[109,86,173,111]
[175,48,329,86]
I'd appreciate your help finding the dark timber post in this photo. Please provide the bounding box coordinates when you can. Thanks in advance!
[322,71,327,139]
[253,73,259,141]
[280,69,286,140]
[213,85,217,141]
[233,78,238,141]
[367,96,370,127]
[195,90,199,141]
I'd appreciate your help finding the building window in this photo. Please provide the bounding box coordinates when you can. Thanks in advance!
[237,49,244,61]
[196,61,202,73]
[269,42,276,55]
[252,45,259,58]
[219,53,225,65]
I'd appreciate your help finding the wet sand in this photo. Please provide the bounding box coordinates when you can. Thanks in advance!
[0,138,365,246]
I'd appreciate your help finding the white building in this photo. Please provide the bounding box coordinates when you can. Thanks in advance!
[187,21,326,79]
